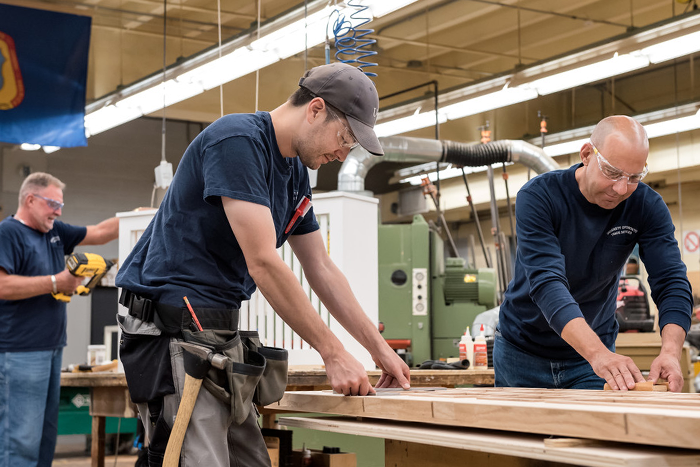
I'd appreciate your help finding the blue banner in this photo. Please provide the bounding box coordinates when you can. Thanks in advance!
[0,4,91,147]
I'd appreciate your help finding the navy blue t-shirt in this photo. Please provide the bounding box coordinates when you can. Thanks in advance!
[0,218,86,352]
[499,164,693,359]
[116,112,319,308]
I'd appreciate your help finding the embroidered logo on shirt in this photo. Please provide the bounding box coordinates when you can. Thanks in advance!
[606,225,638,236]
[50,236,60,243]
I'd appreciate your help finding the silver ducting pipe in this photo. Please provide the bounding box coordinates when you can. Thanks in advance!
[337,136,559,192]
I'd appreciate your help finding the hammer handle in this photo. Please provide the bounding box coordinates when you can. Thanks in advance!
[163,373,204,467]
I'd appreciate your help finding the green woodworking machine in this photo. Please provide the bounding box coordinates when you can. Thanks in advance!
[378,215,497,366]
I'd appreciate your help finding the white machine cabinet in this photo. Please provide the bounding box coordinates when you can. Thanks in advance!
[116,191,379,370]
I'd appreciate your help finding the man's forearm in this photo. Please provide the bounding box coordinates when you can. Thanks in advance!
[560,317,609,361]
[248,256,345,359]
[302,258,387,356]
[0,273,52,301]
[659,323,686,360]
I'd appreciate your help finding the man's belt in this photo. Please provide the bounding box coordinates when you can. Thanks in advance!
[119,289,240,333]
[119,289,180,322]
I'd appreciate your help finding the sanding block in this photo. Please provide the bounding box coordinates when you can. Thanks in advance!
[603,380,669,391]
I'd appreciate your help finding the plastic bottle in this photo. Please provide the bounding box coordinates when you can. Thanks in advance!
[301,444,312,466]
[473,324,488,369]
[458,327,474,368]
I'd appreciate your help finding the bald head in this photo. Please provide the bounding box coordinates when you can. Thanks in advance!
[590,115,648,153]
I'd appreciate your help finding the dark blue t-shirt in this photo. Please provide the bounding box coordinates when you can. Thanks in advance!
[0,218,86,352]
[116,112,319,308]
[499,164,693,359]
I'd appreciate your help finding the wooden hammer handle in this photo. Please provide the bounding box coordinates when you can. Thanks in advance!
[163,373,204,467]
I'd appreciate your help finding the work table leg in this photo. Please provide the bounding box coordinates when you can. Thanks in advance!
[91,416,106,467]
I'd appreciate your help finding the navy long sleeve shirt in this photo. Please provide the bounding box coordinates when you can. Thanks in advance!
[499,164,692,360]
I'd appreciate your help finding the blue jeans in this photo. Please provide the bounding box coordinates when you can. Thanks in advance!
[0,349,63,467]
[493,331,605,389]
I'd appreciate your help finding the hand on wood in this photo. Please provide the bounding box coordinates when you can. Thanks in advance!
[324,349,376,396]
[373,349,411,390]
[648,353,684,392]
[590,351,645,391]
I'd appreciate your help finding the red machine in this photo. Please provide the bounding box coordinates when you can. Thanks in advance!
[616,276,654,332]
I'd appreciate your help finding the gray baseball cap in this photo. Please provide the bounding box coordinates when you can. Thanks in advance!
[298,63,383,156]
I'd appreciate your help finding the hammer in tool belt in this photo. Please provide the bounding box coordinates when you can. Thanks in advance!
[163,342,229,467]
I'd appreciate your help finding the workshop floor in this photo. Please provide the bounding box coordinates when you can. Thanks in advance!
[52,436,139,467]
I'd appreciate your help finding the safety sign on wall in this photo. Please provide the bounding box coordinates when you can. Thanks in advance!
[683,230,700,255]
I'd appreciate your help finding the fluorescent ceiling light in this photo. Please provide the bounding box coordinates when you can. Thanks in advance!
[442,87,538,120]
[85,0,417,137]
[369,0,419,17]
[543,139,588,157]
[377,15,700,138]
[43,146,60,154]
[85,105,141,137]
[402,162,513,186]
[644,109,700,138]
[541,107,700,156]
[376,87,537,137]
[20,143,41,151]
[641,30,700,63]
[525,53,649,96]
[400,104,700,184]
[375,110,447,137]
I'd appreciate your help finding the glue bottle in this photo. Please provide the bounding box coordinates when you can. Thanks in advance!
[458,327,474,367]
[473,324,488,369]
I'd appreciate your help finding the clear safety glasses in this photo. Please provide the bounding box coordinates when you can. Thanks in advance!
[590,140,648,185]
[33,193,64,210]
[327,108,359,150]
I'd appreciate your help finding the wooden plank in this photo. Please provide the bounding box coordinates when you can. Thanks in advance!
[285,369,494,390]
[270,388,700,450]
[279,416,700,467]
[61,372,127,387]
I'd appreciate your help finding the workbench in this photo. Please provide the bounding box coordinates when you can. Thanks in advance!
[270,387,700,467]
[60,372,135,467]
[60,368,493,466]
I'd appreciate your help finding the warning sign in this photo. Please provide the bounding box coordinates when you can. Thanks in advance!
[683,231,700,254]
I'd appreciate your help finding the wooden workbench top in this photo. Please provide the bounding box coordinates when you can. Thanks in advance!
[269,387,700,450]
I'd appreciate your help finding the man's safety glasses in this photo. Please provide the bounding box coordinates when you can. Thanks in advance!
[590,140,648,185]
[328,108,359,150]
[33,194,64,210]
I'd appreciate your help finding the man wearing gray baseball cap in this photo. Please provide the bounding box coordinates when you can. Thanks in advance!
[116,62,407,467]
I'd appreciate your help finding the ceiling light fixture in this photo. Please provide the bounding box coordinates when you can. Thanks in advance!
[84,0,419,137]
[376,12,700,137]
[396,103,700,185]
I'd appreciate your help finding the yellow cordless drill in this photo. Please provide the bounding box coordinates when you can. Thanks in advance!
[52,252,114,302]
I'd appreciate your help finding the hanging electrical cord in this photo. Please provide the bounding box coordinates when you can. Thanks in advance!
[217,0,223,117]
[151,0,168,207]
[327,0,378,76]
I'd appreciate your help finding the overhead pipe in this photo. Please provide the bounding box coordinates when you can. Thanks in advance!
[337,136,559,192]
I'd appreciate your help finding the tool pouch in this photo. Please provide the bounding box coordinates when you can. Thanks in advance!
[118,314,176,403]
[181,329,265,425]
[240,331,289,406]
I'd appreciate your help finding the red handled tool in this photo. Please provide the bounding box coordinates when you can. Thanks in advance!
[183,296,203,331]
[284,196,312,234]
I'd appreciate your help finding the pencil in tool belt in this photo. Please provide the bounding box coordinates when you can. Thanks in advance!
[183,296,203,331]
[284,196,312,234]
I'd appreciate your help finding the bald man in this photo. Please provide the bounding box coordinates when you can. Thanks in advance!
[494,116,693,392]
